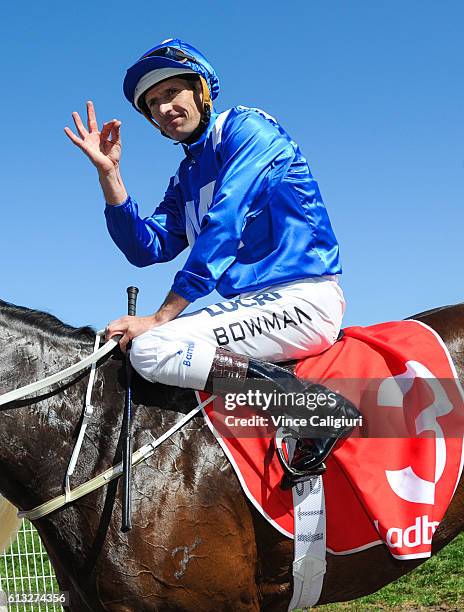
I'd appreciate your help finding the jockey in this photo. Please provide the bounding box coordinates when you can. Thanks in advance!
[65,38,359,484]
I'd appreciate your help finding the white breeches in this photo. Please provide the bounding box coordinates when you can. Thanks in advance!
[130,276,346,390]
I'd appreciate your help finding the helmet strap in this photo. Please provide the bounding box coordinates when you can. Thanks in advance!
[199,75,212,114]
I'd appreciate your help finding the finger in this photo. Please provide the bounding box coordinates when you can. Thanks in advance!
[87,100,99,133]
[100,121,113,141]
[72,111,89,139]
[105,316,130,340]
[106,320,119,339]
[64,127,85,148]
[107,333,123,348]
[106,328,124,344]
[119,334,130,353]
[110,120,122,144]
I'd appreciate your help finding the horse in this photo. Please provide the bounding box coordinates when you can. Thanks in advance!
[0,297,462,611]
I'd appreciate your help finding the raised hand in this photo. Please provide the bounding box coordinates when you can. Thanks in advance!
[65,101,128,204]
[64,101,122,175]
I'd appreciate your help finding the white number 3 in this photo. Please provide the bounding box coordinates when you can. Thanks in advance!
[377,361,452,504]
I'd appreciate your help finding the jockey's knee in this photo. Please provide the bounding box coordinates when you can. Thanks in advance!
[130,329,216,390]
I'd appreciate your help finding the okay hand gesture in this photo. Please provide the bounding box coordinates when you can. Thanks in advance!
[64,101,122,175]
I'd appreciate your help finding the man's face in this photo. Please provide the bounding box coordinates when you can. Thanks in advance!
[144,77,203,141]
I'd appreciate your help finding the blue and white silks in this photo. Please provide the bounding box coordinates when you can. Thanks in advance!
[105,106,341,303]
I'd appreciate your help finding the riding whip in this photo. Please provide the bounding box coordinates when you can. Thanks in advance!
[122,286,139,532]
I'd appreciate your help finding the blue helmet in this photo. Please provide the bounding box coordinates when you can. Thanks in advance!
[123,38,220,114]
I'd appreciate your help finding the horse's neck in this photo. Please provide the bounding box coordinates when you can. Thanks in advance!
[0,318,206,516]
[0,323,95,511]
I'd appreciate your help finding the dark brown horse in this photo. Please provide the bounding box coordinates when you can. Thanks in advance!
[0,298,462,611]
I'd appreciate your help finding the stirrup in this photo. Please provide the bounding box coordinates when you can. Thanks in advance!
[275,427,327,485]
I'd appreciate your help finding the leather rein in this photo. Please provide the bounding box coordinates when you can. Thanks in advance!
[0,331,214,520]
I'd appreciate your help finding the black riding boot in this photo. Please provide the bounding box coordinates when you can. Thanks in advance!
[205,348,361,488]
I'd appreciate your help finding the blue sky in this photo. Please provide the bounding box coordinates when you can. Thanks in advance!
[1,1,463,331]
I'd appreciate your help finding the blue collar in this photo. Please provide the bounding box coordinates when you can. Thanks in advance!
[181,112,218,160]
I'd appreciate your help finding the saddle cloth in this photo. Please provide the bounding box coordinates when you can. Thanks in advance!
[198,319,464,559]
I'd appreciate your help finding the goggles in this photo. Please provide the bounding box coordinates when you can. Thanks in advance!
[141,46,199,65]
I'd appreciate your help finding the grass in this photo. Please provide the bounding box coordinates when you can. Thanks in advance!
[0,520,62,612]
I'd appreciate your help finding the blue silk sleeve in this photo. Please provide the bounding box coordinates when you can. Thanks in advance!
[104,178,188,267]
[172,111,295,302]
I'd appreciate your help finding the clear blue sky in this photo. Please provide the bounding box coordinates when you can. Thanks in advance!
[1,1,463,331]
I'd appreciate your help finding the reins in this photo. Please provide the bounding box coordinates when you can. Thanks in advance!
[0,330,119,407]
[0,330,215,520]
[18,396,213,520]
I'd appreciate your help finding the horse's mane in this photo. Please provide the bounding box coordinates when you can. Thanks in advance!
[0,299,96,341]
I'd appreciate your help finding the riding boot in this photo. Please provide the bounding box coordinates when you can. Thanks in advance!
[205,348,361,487]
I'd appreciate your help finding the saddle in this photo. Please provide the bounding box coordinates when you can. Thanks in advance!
[198,319,464,559]
[216,329,357,488]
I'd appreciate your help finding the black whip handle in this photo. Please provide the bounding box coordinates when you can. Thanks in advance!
[121,286,139,532]
[127,286,139,317]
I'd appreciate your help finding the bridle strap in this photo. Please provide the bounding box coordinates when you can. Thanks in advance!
[64,331,102,502]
